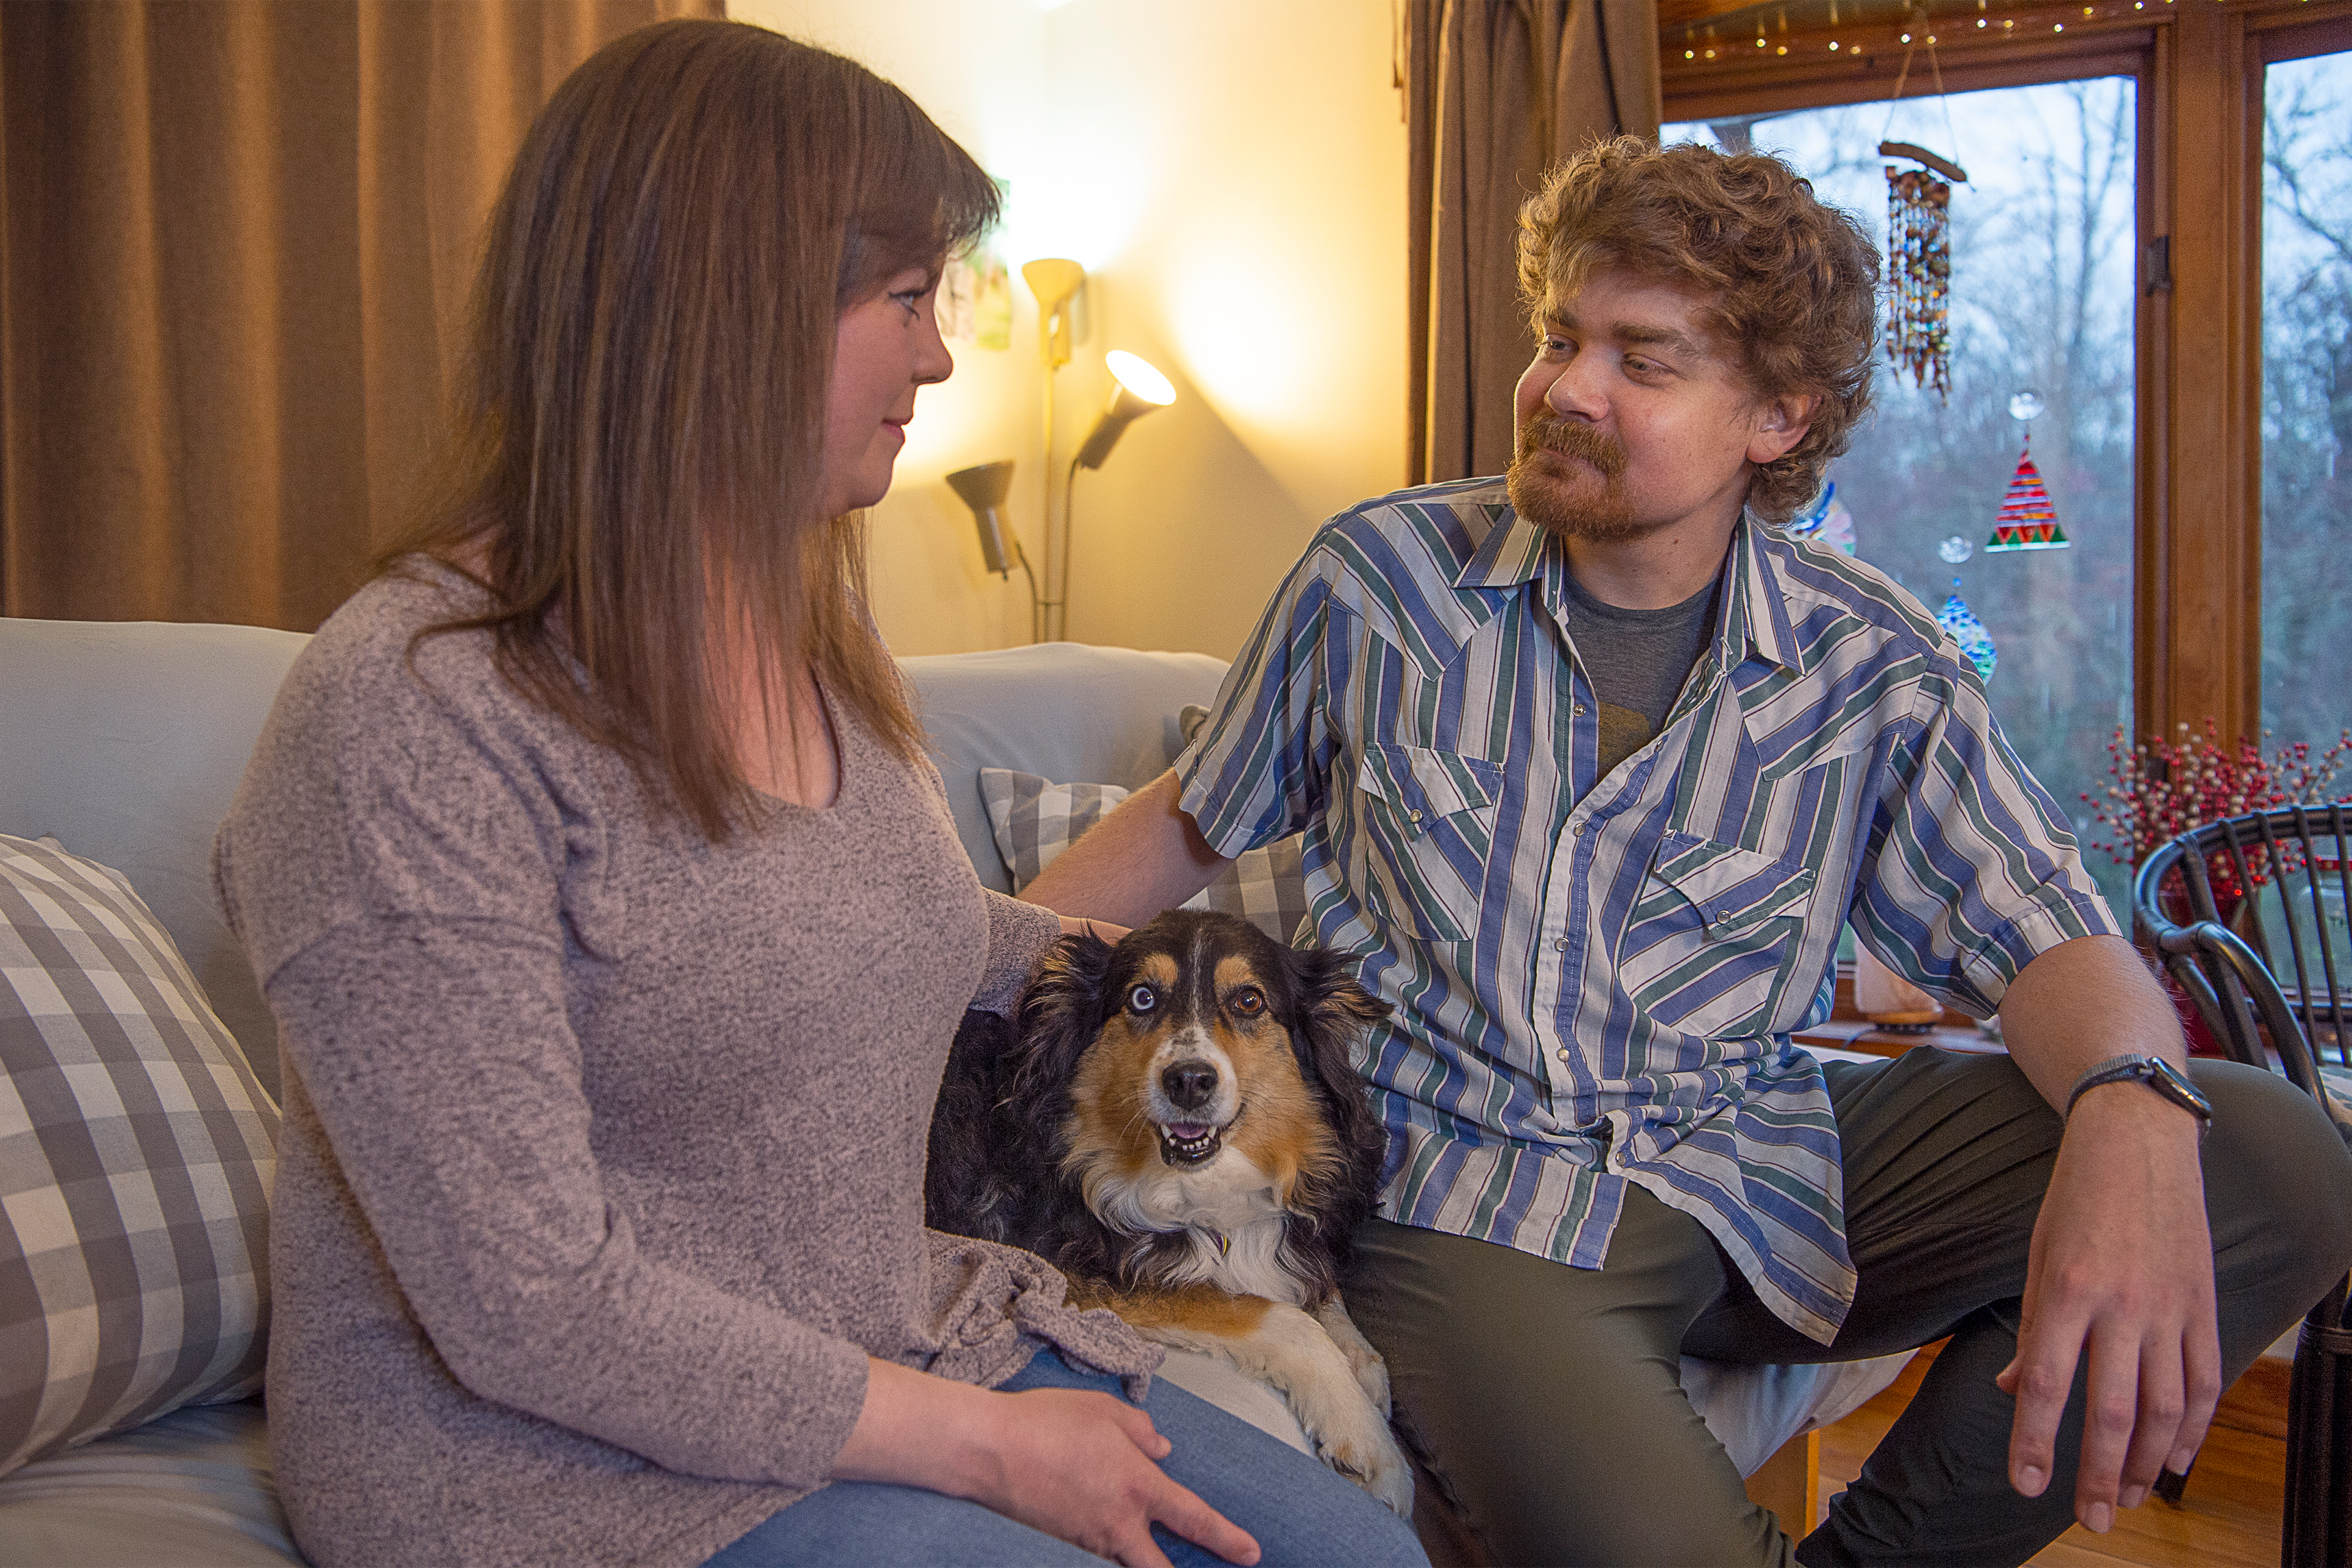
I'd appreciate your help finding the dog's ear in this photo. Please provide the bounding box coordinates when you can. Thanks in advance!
[1282,944,1392,1184]
[1010,928,1121,1109]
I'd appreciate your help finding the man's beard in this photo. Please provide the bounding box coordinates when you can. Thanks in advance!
[1506,412,1637,542]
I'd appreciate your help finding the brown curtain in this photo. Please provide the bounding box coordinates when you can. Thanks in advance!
[1406,0,1660,485]
[0,0,715,631]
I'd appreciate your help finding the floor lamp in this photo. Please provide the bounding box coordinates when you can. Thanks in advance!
[946,260,1174,643]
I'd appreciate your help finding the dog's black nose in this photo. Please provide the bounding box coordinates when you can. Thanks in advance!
[1161,1060,1219,1110]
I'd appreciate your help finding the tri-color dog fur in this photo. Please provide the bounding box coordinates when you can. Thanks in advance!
[926,909,1412,1513]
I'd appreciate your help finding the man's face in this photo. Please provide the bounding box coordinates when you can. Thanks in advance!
[1507,270,1808,546]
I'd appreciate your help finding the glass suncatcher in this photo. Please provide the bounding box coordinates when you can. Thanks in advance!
[1937,580,1998,684]
[1986,390,2069,551]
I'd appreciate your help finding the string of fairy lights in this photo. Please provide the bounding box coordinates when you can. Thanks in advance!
[1669,0,2185,67]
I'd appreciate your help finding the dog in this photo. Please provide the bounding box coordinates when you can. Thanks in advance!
[926,908,1412,1515]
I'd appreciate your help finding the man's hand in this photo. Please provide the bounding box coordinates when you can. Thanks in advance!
[1059,914,1131,944]
[1995,1085,2219,1532]
[1992,933,2220,1534]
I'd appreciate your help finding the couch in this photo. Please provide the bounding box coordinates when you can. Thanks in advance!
[0,616,1904,1564]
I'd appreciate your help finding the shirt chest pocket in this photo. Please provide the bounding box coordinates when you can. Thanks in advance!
[1615,832,1818,1039]
[1351,744,1502,943]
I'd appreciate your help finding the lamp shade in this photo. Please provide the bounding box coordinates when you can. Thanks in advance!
[946,459,1018,576]
[1021,258,1086,369]
[1074,351,1176,471]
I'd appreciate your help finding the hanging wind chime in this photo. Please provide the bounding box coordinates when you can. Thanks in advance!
[1877,31,1967,401]
[1985,390,2070,551]
[1883,142,1966,399]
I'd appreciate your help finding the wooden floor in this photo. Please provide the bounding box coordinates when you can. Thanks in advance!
[1814,1349,2288,1568]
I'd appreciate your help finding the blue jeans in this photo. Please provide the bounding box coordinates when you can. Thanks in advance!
[704,1349,1428,1567]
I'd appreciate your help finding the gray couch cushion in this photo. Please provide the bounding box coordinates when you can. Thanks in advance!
[0,1399,300,1566]
[902,643,1231,892]
[0,620,308,1096]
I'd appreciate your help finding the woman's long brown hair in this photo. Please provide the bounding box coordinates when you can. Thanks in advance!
[383,20,998,841]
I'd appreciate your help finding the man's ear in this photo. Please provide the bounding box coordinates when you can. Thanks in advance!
[1747,391,1820,466]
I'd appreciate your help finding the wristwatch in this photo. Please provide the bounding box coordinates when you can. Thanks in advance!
[2064,1053,2214,1133]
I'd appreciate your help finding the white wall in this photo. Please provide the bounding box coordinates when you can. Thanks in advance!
[729,0,1409,661]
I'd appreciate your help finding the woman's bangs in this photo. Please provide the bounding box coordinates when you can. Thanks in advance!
[837,94,1000,303]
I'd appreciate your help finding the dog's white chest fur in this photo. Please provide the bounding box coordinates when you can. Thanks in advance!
[1096,1151,1305,1306]
[1177,1213,1299,1305]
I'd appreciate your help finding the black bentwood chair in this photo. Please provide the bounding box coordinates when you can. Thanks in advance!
[2133,803,2352,1568]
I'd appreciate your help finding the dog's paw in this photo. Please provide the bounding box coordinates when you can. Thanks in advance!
[1281,1340,1412,1516]
[1313,1408,1414,1517]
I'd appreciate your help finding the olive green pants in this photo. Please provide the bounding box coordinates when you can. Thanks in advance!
[1343,1050,2352,1568]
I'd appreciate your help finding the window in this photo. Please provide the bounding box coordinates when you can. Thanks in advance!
[2260,50,2352,752]
[1666,80,2139,908]
[1662,3,2352,906]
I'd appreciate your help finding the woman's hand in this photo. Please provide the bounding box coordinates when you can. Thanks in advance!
[973,1386,1261,1567]
[833,1359,1259,1568]
[1059,914,1131,944]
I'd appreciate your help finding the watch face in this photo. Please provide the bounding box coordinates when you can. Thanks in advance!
[2144,1057,2214,1121]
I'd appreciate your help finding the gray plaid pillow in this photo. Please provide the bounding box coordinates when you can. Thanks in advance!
[0,834,276,1478]
[979,769,1310,944]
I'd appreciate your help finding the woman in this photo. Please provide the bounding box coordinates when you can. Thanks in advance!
[211,20,1426,1568]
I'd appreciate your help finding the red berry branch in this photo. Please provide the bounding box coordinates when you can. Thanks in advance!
[2081,720,2352,902]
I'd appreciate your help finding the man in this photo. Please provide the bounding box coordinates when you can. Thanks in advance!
[1022,138,2352,1566]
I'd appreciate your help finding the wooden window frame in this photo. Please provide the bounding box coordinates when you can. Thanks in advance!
[1662,0,2352,747]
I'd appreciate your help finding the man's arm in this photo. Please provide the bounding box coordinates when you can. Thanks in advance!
[1019,769,1234,929]
[1988,932,2218,1536]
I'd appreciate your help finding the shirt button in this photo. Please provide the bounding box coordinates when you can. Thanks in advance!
[1406,807,1423,823]
[1571,821,1587,836]
[1557,1048,1572,1061]
[1554,938,1570,952]
[1573,703,1588,716]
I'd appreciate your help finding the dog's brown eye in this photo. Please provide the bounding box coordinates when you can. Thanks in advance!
[1228,987,1266,1018]
[1127,984,1158,1014]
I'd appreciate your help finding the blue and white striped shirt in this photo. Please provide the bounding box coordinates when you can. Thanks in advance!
[1176,480,2116,1341]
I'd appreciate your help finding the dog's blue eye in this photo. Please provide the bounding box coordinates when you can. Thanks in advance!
[1128,984,1157,1014]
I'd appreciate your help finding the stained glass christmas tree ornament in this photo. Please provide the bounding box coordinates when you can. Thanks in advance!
[1985,434,2069,551]
[1938,578,1997,682]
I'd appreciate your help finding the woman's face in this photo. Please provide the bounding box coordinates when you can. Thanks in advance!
[819,266,953,518]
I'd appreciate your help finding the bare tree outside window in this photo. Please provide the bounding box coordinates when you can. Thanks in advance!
[1668,80,2141,913]
[2261,53,2352,754]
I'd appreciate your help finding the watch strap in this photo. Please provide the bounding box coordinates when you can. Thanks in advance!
[2065,1052,2214,1128]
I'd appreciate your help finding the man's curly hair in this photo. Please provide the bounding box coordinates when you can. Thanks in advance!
[1516,137,1880,526]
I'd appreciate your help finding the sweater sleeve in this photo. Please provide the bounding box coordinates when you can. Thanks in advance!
[262,919,872,1490]
[973,890,1063,1015]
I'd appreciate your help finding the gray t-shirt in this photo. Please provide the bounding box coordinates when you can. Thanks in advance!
[1560,569,1719,778]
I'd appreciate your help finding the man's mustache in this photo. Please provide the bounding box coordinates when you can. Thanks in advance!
[1516,413,1627,478]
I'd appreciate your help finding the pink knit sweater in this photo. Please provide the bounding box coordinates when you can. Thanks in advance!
[214,567,1156,1567]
